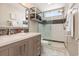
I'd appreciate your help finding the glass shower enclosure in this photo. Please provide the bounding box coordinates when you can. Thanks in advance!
[38,12,52,41]
[38,23,52,40]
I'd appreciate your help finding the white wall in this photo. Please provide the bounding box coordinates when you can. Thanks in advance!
[64,3,79,55]
[0,3,26,26]
[64,3,74,17]
[0,4,10,26]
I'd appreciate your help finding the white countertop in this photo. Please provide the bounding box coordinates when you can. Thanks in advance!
[0,33,41,47]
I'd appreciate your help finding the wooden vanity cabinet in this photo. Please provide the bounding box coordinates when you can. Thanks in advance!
[0,49,9,56]
[9,40,28,56]
[0,35,41,56]
[33,36,41,56]
[27,35,41,56]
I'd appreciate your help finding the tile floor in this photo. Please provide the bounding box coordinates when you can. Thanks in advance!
[41,40,69,56]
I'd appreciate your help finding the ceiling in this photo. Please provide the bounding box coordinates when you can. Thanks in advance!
[32,3,66,12]
[21,3,66,12]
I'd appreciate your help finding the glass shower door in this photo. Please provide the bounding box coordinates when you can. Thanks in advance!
[38,12,52,41]
[38,23,52,40]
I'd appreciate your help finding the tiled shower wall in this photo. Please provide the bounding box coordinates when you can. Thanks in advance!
[38,16,65,42]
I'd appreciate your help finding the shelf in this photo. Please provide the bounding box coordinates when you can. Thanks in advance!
[31,18,42,23]
[31,18,47,24]
[30,7,41,14]
[30,12,36,14]
[29,7,43,24]
[30,12,41,14]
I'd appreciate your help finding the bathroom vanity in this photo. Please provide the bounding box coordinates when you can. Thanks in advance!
[0,33,41,56]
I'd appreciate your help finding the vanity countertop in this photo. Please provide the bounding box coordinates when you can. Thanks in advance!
[0,33,41,47]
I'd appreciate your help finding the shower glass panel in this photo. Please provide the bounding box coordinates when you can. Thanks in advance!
[38,9,64,41]
[38,12,52,40]
[38,22,52,40]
